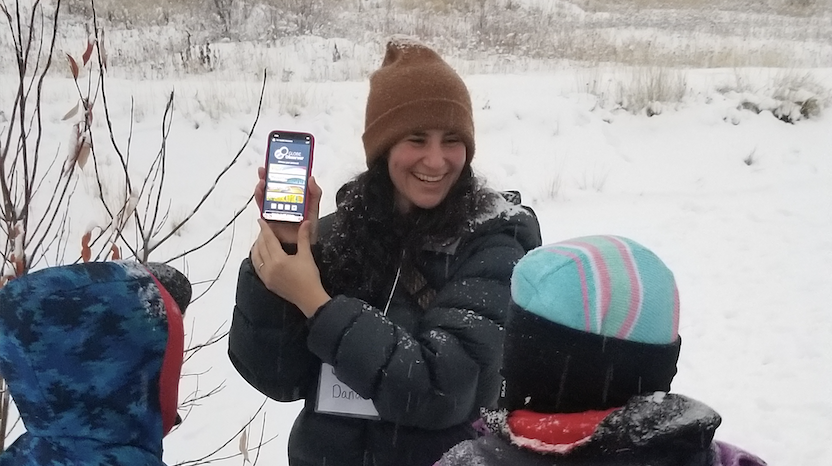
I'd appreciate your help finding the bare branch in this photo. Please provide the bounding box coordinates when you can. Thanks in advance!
[86,147,140,261]
[252,413,269,466]
[133,91,174,261]
[1,0,70,276]
[1,377,10,451]
[146,92,175,248]
[25,0,62,229]
[31,144,63,202]
[6,414,21,442]
[174,372,207,428]
[179,382,225,409]
[183,223,237,306]
[90,0,134,203]
[27,164,80,267]
[146,71,266,256]
[151,206,172,238]
[30,181,75,270]
[166,194,253,263]
[183,328,228,364]
[174,398,270,466]
[126,97,135,161]
[13,1,31,260]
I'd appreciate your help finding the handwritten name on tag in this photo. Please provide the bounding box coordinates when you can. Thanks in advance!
[315,363,380,420]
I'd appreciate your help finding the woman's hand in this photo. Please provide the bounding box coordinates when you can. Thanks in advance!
[251,218,331,318]
[254,166,323,245]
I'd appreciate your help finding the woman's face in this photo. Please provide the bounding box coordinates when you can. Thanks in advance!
[388,129,467,213]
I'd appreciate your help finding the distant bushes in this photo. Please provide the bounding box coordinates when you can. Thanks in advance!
[722,70,831,123]
[578,67,829,121]
[45,0,832,70]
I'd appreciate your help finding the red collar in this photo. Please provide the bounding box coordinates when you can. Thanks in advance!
[149,273,184,436]
[506,408,618,454]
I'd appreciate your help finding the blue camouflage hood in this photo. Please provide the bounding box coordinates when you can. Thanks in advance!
[0,261,184,466]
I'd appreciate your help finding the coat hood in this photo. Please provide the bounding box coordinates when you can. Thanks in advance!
[0,261,185,465]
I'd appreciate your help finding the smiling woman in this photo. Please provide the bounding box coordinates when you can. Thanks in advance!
[229,36,542,466]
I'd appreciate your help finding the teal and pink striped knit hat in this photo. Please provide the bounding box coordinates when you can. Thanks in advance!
[511,235,679,344]
[501,235,683,413]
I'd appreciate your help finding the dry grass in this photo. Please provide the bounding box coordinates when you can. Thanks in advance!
[578,66,689,115]
[573,0,832,15]
[1,0,824,77]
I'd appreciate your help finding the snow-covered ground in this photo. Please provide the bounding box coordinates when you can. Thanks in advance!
[2,5,832,465]
[5,64,829,465]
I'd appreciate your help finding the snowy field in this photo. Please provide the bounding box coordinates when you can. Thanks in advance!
[2,1,832,465]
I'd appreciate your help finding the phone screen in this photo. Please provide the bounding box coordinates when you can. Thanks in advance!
[262,131,313,223]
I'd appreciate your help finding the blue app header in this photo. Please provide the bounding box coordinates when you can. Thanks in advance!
[269,141,310,167]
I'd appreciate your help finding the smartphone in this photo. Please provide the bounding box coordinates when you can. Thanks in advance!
[261,130,315,223]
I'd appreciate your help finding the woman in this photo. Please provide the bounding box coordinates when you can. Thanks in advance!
[229,38,542,466]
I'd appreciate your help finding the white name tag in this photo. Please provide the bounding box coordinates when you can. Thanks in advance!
[315,363,380,420]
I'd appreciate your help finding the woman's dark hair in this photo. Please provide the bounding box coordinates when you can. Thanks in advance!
[320,157,480,302]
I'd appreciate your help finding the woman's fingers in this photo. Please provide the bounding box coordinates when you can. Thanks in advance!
[305,176,323,241]
[254,182,265,208]
[308,176,322,210]
[250,240,262,267]
[297,220,313,255]
[254,167,267,208]
[252,219,291,281]
[250,236,268,279]
[257,219,285,256]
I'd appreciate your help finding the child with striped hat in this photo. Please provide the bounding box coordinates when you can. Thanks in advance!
[436,235,765,466]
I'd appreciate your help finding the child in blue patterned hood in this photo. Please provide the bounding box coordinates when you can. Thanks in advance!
[436,235,766,466]
[0,261,191,466]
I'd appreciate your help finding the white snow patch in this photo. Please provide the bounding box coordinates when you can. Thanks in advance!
[649,391,667,403]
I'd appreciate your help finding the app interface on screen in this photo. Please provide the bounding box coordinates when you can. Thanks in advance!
[263,135,311,221]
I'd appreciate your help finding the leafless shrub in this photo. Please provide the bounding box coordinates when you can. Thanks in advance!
[264,0,330,37]
[211,0,257,37]
[1,0,71,450]
[1,0,268,459]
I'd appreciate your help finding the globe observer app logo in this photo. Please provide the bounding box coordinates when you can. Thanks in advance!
[272,143,308,166]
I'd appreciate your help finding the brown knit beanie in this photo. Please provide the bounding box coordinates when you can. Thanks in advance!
[362,37,475,167]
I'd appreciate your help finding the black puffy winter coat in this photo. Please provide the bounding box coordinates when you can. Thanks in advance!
[229,188,541,466]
